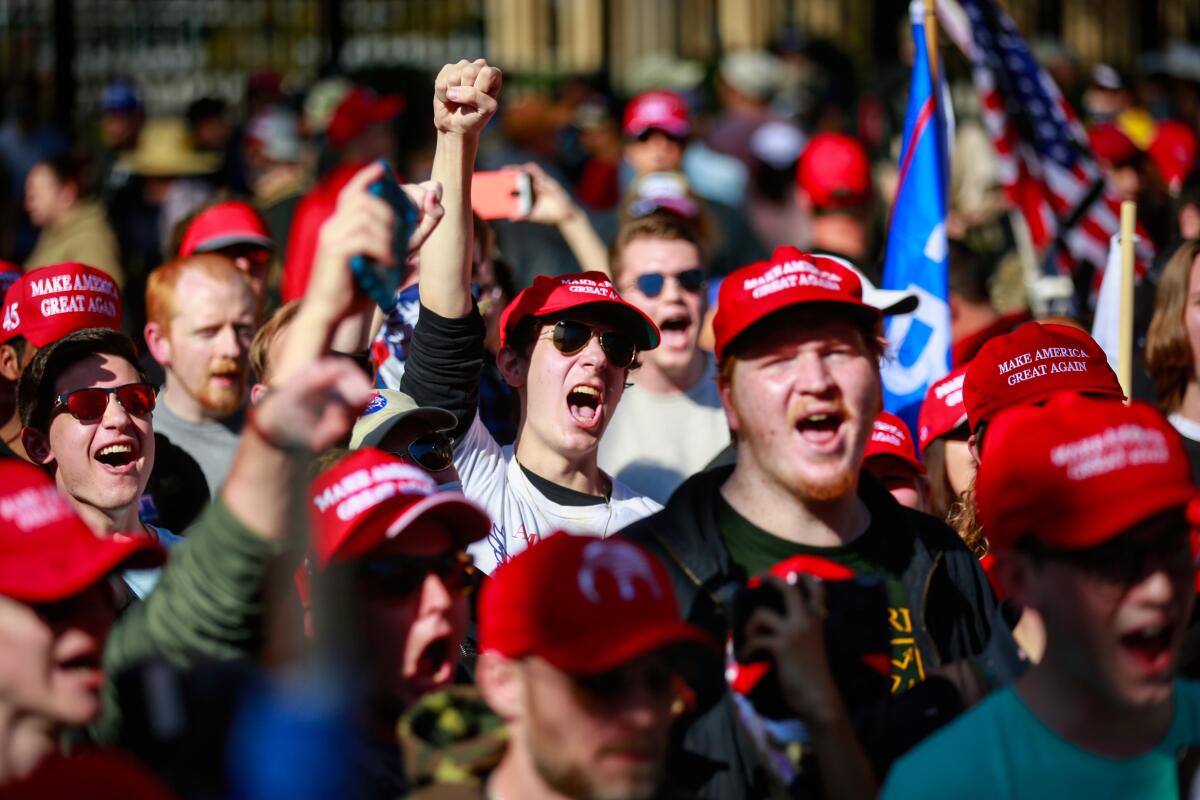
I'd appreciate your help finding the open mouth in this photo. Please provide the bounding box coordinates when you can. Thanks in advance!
[414,635,455,688]
[567,384,604,428]
[1120,623,1175,674]
[95,443,137,469]
[794,411,844,444]
[657,315,693,349]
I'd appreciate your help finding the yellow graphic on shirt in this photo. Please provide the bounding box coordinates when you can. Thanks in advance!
[888,606,926,693]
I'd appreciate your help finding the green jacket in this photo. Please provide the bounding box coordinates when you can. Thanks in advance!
[85,498,287,745]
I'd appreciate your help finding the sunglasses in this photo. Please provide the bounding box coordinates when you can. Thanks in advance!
[391,432,454,473]
[214,243,272,267]
[1027,528,1195,585]
[628,268,705,298]
[548,319,638,369]
[53,383,157,423]
[357,551,475,598]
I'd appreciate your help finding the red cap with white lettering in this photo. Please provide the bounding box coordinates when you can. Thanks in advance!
[479,532,718,676]
[306,448,489,570]
[712,246,880,360]
[962,322,1123,434]
[498,271,660,351]
[0,263,122,348]
[918,365,969,455]
[977,394,1198,551]
[864,411,925,474]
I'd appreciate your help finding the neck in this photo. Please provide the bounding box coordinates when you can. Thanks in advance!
[161,375,213,424]
[514,428,609,497]
[0,706,60,785]
[1015,650,1175,758]
[488,738,573,800]
[1178,382,1200,423]
[0,411,27,460]
[67,491,144,536]
[635,349,708,394]
[721,458,869,547]
[952,302,1001,343]
[810,217,867,262]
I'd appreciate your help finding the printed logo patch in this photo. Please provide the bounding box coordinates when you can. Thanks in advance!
[364,393,388,415]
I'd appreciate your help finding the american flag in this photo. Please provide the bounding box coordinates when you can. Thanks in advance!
[954,0,1153,286]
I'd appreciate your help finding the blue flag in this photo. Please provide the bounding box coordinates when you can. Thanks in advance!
[881,0,953,437]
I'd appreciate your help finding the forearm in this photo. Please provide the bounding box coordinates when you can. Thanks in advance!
[558,209,610,276]
[219,416,302,542]
[809,710,878,800]
[273,304,340,384]
[421,131,478,318]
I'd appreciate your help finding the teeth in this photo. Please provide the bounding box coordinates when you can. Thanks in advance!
[572,386,600,398]
[97,444,132,457]
[1139,626,1167,639]
[808,414,830,422]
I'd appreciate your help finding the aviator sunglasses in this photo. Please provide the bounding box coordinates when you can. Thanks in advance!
[628,267,706,298]
[357,551,476,598]
[391,432,455,473]
[52,383,157,423]
[548,319,638,369]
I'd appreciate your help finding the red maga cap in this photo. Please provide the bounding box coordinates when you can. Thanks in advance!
[479,533,717,676]
[0,263,122,348]
[977,395,1198,552]
[307,448,490,570]
[623,90,691,139]
[0,460,163,602]
[712,247,879,360]
[864,411,925,474]
[1088,122,1139,168]
[962,322,1123,433]
[179,201,274,256]
[796,133,872,210]
[498,271,660,351]
[1149,120,1197,193]
[918,365,969,455]
[327,86,405,150]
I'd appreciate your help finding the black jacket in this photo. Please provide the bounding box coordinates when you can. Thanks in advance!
[620,465,1022,799]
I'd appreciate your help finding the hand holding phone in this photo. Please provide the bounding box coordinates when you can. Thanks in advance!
[349,160,419,312]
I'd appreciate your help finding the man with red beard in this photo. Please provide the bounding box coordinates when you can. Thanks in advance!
[143,253,256,496]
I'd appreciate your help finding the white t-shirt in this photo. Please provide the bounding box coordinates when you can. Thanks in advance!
[456,413,662,574]
[598,357,731,504]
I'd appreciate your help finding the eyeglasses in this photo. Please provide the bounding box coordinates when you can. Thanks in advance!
[213,243,272,267]
[391,432,454,473]
[52,383,157,423]
[627,268,705,298]
[357,551,475,598]
[1027,528,1195,586]
[548,320,638,369]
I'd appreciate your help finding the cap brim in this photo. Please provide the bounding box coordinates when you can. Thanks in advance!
[3,534,165,603]
[627,122,692,140]
[543,619,720,681]
[194,233,275,253]
[722,299,880,358]
[384,492,491,549]
[866,288,919,316]
[350,406,458,450]
[1065,487,1200,552]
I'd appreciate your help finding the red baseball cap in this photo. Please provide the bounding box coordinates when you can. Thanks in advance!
[864,411,925,474]
[796,133,871,210]
[1088,122,1139,168]
[479,533,718,677]
[0,460,163,603]
[498,271,660,351]
[917,365,969,455]
[976,394,1199,552]
[622,90,691,139]
[962,322,1123,434]
[179,201,274,257]
[1149,120,1197,193]
[326,86,405,150]
[0,263,122,348]
[307,449,490,570]
[712,246,880,360]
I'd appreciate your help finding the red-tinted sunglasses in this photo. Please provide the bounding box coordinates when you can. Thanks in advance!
[53,383,157,423]
[213,243,273,267]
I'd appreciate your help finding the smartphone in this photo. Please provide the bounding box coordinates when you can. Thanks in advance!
[472,169,533,220]
[349,160,417,313]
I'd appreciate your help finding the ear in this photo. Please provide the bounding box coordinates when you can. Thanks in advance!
[143,321,171,367]
[993,550,1034,610]
[475,652,523,723]
[21,425,54,468]
[249,382,269,405]
[496,346,528,390]
[717,373,742,435]
[948,294,963,323]
[0,344,21,382]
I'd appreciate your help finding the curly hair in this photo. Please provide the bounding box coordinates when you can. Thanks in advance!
[1146,239,1200,413]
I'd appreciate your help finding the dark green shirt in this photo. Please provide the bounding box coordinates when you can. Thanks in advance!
[717,494,927,693]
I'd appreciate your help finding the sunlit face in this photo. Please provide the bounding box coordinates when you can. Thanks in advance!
[1014,519,1196,711]
[519,652,677,800]
[161,269,256,418]
[25,164,68,228]
[0,582,115,728]
[943,438,976,497]
[625,131,685,175]
[864,455,926,511]
[721,312,882,502]
[44,354,154,518]
[617,238,705,377]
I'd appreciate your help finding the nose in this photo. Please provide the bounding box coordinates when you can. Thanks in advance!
[215,324,243,359]
[1131,566,1182,607]
[577,332,610,370]
[419,570,455,615]
[793,350,837,396]
[100,391,134,429]
[617,674,672,732]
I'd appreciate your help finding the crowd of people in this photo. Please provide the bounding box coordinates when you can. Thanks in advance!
[2,26,1200,800]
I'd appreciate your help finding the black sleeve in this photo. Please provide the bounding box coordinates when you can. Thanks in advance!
[400,302,487,443]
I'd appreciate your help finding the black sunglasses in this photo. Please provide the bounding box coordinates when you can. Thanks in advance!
[391,432,454,473]
[53,383,157,423]
[628,268,705,298]
[357,551,475,598]
[548,319,638,369]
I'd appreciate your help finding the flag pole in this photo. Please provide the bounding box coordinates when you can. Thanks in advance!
[925,0,939,87]
[1118,201,1136,398]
